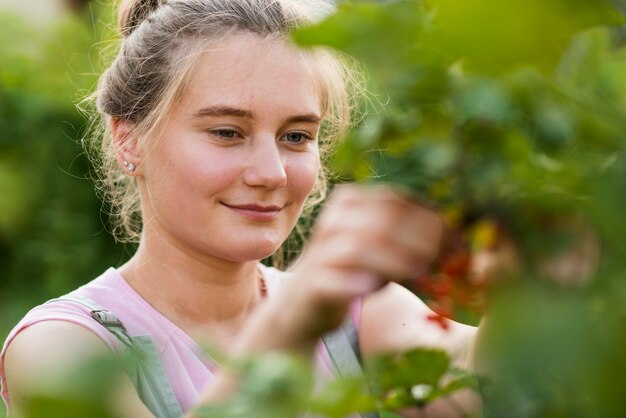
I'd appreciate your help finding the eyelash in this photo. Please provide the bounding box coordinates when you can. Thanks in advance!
[209,129,242,140]
[282,132,314,144]
[208,129,314,145]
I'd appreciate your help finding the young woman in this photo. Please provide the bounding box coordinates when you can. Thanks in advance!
[0,1,479,417]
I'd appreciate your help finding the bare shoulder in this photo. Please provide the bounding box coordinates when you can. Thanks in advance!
[5,320,153,418]
[6,320,113,366]
[5,320,112,394]
[359,283,477,367]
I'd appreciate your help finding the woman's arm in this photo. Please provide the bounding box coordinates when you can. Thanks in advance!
[4,321,155,418]
[360,284,481,418]
[361,283,476,367]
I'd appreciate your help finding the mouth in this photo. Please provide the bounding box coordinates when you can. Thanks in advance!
[221,202,285,221]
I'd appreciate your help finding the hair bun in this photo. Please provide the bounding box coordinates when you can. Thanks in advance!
[118,0,163,37]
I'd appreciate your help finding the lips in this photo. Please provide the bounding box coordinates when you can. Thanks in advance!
[223,203,283,212]
[221,202,284,221]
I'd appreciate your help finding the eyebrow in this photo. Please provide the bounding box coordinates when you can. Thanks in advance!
[194,106,253,119]
[193,105,322,124]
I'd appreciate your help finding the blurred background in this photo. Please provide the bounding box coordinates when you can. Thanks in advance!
[0,3,129,403]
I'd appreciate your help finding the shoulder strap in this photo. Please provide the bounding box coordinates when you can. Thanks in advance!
[54,295,184,418]
[321,316,363,378]
[50,294,139,354]
[322,316,381,418]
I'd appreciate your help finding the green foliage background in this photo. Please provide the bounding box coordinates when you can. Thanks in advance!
[295,0,626,416]
[0,4,128,415]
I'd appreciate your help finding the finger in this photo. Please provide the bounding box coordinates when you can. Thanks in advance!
[306,269,384,303]
[313,204,442,276]
[316,234,424,282]
[317,189,441,240]
[391,209,443,262]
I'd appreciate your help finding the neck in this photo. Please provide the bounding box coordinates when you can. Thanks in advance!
[118,232,263,341]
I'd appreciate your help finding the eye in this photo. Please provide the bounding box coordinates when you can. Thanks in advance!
[209,129,242,140]
[282,132,313,144]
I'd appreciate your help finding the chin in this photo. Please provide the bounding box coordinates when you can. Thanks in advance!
[227,247,281,263]
[225,235,286,262]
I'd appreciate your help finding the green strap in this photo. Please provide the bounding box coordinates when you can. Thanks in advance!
[322,317,381,418]
[129,336,186,418]
[51,295,184,418]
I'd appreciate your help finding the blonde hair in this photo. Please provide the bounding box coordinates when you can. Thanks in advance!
[83,0,364,267]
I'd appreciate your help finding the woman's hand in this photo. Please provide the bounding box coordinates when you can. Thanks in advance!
[269,184,444,348]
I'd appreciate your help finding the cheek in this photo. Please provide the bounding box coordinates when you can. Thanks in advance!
[286,151,321,201]
[146,138,240,203]
[172,136,240,183]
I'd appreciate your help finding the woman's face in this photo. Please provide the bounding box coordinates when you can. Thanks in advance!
[137,34,322,263]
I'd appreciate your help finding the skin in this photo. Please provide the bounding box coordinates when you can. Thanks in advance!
[4,33,478,418]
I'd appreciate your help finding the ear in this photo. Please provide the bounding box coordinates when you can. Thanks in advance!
[111,118,141,175]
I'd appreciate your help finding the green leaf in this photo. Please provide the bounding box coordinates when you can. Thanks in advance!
[308,376,377,418]
[428,0,623,73]
[368,349,451,392]
[294,1,432,69]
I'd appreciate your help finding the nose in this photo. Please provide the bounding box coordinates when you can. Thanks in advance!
[243,136,287,190]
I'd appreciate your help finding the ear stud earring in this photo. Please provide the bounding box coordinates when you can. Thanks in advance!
[123,160,136,172]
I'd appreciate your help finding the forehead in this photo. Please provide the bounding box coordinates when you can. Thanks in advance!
[176,34,322,118]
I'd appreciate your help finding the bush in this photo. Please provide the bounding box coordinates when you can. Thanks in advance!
[0,1,128,400]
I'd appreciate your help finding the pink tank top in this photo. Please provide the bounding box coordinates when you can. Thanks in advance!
[0,265,362,414]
